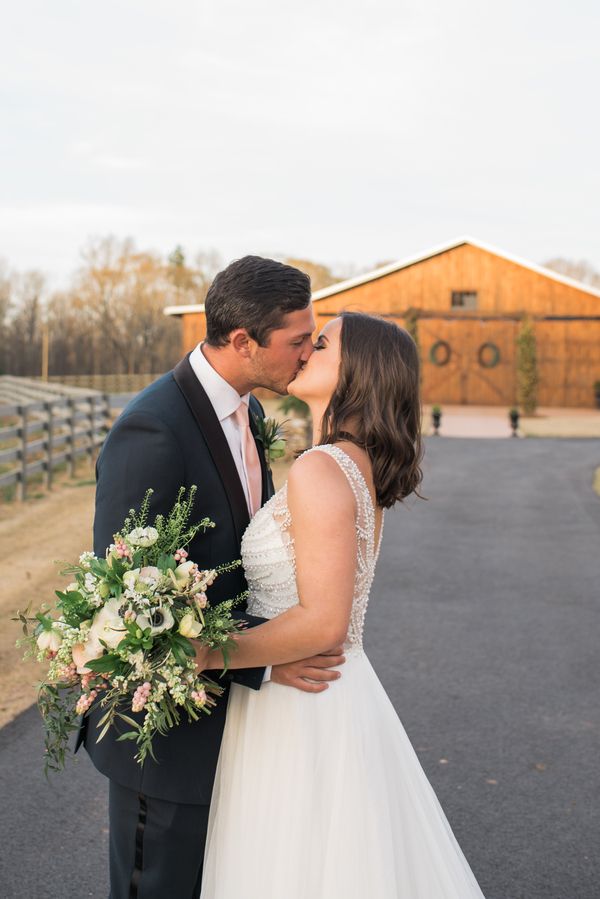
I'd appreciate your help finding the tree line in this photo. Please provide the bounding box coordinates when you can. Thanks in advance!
[0,239,343,378]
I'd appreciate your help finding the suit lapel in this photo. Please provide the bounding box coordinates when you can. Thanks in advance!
[249,398,275,503]
[173,354,250,543]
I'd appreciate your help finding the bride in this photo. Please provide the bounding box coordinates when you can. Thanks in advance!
[195,312,486,898]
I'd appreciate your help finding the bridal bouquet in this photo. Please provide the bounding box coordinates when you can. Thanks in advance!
[15,487,244,773]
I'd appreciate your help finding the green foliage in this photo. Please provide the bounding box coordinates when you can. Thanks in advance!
[278,395,309,418]
[119,487,215,560]
[405,308,422,385]
[168,245,185,268]
[516,317,539,415]
[55,589,92,628]
[38,683,80,775]
[252,415,287,464]
[405,308,420,351]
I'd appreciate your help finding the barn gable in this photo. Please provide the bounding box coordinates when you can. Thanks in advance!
[311,237,600,319]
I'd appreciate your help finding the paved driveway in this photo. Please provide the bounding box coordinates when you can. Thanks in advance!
[1,438,599,898]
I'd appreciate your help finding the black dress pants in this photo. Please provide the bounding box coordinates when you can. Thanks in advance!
[108,780,210,899]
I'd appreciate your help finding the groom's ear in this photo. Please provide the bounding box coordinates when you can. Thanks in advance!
[229,328,257,358]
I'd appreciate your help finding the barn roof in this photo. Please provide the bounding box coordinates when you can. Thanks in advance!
[163,236,600,316]
[311,235,600,302]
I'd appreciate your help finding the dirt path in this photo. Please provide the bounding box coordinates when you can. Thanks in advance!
[0,483,96,727]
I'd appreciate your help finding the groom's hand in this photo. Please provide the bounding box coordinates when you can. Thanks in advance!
[271,645,346,693]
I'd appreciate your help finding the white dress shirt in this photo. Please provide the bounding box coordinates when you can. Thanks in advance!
[188,343,271,682]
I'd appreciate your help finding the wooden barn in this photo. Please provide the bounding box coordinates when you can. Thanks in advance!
[164,237,600,407]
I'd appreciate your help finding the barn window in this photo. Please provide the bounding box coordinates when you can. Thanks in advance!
[451,291,478,309]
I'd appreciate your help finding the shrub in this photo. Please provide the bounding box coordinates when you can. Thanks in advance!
[516,318,539,415]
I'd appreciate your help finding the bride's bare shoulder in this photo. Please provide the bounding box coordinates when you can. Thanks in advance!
[287,448,354,511]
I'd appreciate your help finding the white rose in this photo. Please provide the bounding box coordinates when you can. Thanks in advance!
[36,628,63,652]
[136,605,174,636]
[178,611,203,639]
[88,598,127,650]
[123,569,140,591]
[174,561,196,587]
[127,527,159,548]
[71,636,104,674]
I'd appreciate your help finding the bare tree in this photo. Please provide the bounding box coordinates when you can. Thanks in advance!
[2,269,46,376]
[282,257,339,292]
[543,258,600,289]
[0,241,369,378]
[71,236,182,375]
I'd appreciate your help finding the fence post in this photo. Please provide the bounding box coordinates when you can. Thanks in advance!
[68,398,76,478]
[88,395,96,465]
[18,404,28,501]
[44,400,54,490]
[102,392,111,437]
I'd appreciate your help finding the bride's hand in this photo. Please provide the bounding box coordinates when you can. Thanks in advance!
[189,639,212,672]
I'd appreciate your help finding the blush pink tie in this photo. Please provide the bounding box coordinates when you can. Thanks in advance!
[233,402,262,516]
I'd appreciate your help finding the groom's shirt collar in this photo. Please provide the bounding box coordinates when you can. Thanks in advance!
[188,343,250,421]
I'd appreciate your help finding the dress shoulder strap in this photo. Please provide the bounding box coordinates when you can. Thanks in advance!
[303,444,378,559]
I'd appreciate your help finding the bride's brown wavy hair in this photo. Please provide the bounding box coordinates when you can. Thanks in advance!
[319,312,423,508]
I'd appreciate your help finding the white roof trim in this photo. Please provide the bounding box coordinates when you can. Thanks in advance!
[164,304,205,316]
[310,235,600,302]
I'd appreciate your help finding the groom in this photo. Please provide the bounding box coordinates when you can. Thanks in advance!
[77,256,345,898]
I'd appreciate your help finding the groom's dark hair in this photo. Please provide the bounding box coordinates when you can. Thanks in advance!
[204,255,311,347]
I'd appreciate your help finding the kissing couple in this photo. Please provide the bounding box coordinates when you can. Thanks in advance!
[78,255,486,897]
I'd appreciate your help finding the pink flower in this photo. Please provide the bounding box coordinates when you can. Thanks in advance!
[114,539,132,560]
[75,689,98,716]
[131,681,151,713]
[57,662,78,682]
[174,549,188,562]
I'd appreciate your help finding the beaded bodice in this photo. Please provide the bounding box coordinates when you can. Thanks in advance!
[241,445,384,651]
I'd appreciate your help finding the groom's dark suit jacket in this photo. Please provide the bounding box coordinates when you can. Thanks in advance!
[75,353,274,805]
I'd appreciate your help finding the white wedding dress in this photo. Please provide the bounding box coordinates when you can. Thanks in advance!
[201,445,486,898]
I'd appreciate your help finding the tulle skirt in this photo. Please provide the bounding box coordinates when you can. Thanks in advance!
[200,650,486,898]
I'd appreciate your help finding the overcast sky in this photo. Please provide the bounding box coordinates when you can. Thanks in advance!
[1,0,599,286]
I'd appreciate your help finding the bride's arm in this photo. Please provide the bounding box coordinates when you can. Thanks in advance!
[199,451,357,670]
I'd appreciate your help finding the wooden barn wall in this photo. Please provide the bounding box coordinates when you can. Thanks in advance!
[536,320,600,407]
[182,311,207,350]
[314,313,600,407]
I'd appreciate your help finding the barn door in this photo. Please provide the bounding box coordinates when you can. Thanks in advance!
[419,319,517,406]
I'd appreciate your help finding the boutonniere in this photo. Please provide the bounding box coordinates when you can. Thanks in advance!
[252,415,287,469]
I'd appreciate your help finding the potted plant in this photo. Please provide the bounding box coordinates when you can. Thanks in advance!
[594,380,600,410]
[431,405,442,436]
[509,407,520,437]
